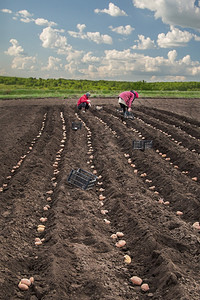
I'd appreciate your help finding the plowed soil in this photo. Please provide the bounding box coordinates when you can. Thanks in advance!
[0,97,200,300]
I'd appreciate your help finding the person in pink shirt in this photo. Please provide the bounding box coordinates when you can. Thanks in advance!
[77,92,91,112]
[118,90,139,118]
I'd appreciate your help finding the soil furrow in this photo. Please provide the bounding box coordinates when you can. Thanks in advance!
[133,111,200,153]
[113,108,199,178]
[0,107,64,299]
[0,106,47,187]
[135,106,200,138]
[79,111,200,300]
[0,98,199,300]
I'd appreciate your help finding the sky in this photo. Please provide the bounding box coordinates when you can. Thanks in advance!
[0,0,200,82]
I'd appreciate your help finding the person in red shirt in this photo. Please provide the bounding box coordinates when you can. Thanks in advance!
[77,92,91,112]
[118,90,139,118]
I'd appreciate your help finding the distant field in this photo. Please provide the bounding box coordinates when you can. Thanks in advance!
[0,85,200,99]
[0,76,200,99]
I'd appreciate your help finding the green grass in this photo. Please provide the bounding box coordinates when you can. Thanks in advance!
[0,84,200,99]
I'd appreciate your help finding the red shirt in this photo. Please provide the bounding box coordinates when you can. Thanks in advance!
[77,94,90,106]
[119,91,135,108]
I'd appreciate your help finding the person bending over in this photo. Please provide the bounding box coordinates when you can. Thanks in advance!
[118,90,139,117]
[77,92,91,112]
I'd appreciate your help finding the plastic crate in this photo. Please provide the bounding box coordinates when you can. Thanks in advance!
[133,140,153,150]
[72,122,82,130]
[67,168,97,190]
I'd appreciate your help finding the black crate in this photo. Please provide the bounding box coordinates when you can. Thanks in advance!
[133,140,153,150]
[72,122,82,130]
[67,168,97,190]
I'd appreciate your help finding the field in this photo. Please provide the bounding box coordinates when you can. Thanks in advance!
[0,97,200,300]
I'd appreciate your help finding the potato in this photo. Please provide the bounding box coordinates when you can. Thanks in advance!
[101,209,108,215]
[35,240,43,245]
[116,232,124,237]
[18,282,29,290]
[104,219,110,224]
[20,278,31,286]
[124,255,131,264]
[29,277,34,284]
[40,217,47,222]
[130,276,143,285]
[110,234,117,239]
[149,186,155,190]
[192,222,200,230]
[115,240,126,248]
[141,283,150,292]
[164,201,170,205]
[37,225,45,233]
[46,190,53,195]
[140,173,147,177]
[192,177,198,181]
[176,211,183,216]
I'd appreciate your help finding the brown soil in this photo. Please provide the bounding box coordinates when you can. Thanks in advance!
[0,97,200,300]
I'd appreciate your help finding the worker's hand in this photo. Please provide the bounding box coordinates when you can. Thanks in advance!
[128,107,131,112]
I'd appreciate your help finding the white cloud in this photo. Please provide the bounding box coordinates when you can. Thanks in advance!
[82,52,100,63]
[66,49,83,62]
[191,65,200,75]
[157,26,195,48]
[16,9,33,23]
[167,49,177,62]
[85,48,200,80]
[133,35,156,49]
[79,64,98,77]
[77,24,86,32]
[5,39,24,56]
[94,2,127,17]
[109,25,134,35]
[40,27,68,51]
[87,32,112,44]
[103,49,137,61]
[182,55,191,65]
[1,8,12,13]
[18,10,32,18]
[12,56,36,70]
[68,24,112,44]
[132,0,200,30]
[193,34,200,41]
[7,9,57,27]
[35,18,57,27]
[42,56,62,70]
[64,61,81,76]
[5,39,36,71]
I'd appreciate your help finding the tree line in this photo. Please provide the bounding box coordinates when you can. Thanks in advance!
[0,76,200,91]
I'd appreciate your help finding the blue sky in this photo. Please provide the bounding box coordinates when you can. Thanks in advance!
[1,0,200,82]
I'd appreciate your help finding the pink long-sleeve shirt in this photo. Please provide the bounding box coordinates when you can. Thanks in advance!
[118,91,135,108]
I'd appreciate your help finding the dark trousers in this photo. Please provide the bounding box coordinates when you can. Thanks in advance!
[120,103,128,113]
[78,102,89,110]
